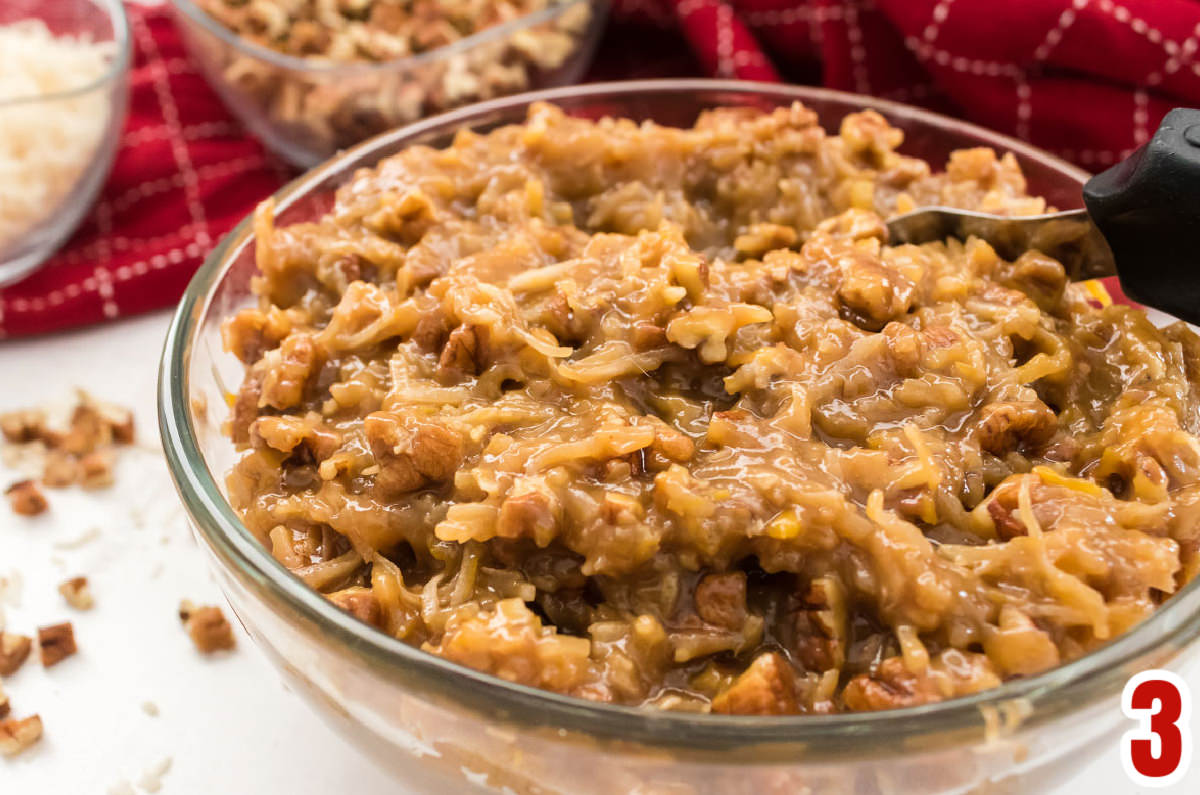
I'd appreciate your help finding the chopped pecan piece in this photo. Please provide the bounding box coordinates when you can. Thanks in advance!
[541,291,588,345]
[180,603,236,654]
[882,322,922,374]
[842,656,940,711]
[693,572,747,630]
[66,395,135,448]
[666,303,773,363]
[792,576,847,671]
[62,403,110,455]
[365,411,462,496]
[710,651,798,715]
[0,409,46,443]
[0,714,42,756]
[1040,434,1079,463]
[986,484,1028,540]
[261,334,325,410]
[58,576,94,610]
[78,450,115,490]
[815,208,888,241]
[0,680,8,718]
[975,400,1057,456]
[42,450,79,488]
[102,405,136,445]
[230,373,264,445]
[734,222,798,258]
[841,110,904,162]
[290,18,332,54]
[983,606,1060,676]
[6,479,48,516]
[836,255,913,332]
[647,421,695,464]
[38,622,77,667]
[922,325,960,349]
[250,416,340,460]
[0,632,32,675]
[0,395,134,492]
[438,324,490,379]
[496,481,561,546]
[328,587,383,628]
[411,312,450,352]
[843,651,1001,710]
[222,306,291,364]
[404,422,463,482]
[367,1,407,33]
[982,475,1067,540]
[631,321,667,351]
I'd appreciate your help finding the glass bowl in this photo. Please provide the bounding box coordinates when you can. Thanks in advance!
[169,0,609,168]
[159,80,1200,794]
[0,0,130,287]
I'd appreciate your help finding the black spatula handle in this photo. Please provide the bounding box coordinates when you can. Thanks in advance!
[1083,108,1200,324]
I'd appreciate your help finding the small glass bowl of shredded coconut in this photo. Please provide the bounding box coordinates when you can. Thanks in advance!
[0,1,131,287]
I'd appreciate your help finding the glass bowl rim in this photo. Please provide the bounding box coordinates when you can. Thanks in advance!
[159,78,1199,753]
[168,0,605,77]
[0,0,132,109]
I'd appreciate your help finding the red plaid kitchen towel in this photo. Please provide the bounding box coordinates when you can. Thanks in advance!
[610,0,1196,169]
[2,0,1192,338]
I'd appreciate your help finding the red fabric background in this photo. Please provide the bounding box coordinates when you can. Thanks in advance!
[4,0,1191,338]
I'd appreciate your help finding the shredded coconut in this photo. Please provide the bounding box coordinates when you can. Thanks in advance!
[53,526,101,550]
[136,756,172,793]
[0,571,23,607]
[0,19,116,253]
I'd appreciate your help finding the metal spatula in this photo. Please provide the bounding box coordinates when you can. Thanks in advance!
[886,108,1200,324]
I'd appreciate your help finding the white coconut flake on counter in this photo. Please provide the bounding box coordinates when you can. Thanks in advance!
[137,755,173,793]
[0,19,116,253]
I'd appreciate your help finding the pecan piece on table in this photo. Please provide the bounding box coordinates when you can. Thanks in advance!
[38,622,77,667]
[6,479,48,516]
[179,602,236,654]
[58,576,95,611]
[0,714,42,756]
[0,632,32,676]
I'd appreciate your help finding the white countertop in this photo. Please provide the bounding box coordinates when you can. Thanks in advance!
[0,311,399,795]
[1,309,1197,794]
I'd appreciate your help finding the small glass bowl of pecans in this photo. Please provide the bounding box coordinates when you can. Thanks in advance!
[171,0,609,167]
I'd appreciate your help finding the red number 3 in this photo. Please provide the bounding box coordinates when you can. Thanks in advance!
[1122,670,1192,787]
